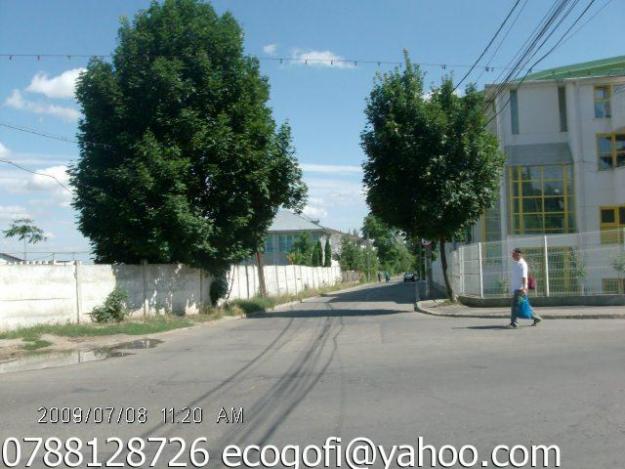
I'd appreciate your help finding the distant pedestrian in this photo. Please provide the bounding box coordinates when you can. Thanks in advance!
[384,271,390,282]
[377,272,382,282]
[509,248,542,328]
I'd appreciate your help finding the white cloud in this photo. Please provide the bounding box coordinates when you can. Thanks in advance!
[290,49,355,69]
[0,141,9,158]
[304,178,366,207]
[301,163,362,174]
[28,165,72,206]
[263,44,278,56]
[28,165,70,191]
[303,205,328,220]
[1,165,73,207]
[0,142,72,166]
[5,89,80,121]
[25,68,85,99]
[0,205,30,221]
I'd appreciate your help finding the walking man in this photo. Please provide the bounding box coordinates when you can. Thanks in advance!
[510,248,542,328]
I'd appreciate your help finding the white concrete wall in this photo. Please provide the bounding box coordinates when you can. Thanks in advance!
[225,264,343,300]
[498,84,567,146]
[0,263,343,331]
[0,264,77,330]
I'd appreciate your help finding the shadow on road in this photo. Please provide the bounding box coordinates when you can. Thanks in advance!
[247,308,408,318]
[247,282,418,319]
[454,325,511,330]
[326,281,417,304]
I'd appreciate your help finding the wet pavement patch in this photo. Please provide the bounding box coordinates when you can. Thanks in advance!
[0,338,162,375]
[110,338,163,350]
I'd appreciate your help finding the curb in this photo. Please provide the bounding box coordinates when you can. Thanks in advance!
[268,300,302,311]
[319,280,398,297]
[415,301,625,320]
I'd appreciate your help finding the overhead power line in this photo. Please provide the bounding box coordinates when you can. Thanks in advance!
[0,52,533,73]
[473,0,530,84]
[489,0,571,100]
[0,158,72,193]
[0,121,79,145]
[454,0,523,91]
[486,0,600,126]
[0,121,111,149]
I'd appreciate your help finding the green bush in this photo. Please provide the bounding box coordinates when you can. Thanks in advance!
[92,288,129,323]
[210,275,229,305]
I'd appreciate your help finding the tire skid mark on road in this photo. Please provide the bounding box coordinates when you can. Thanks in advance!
[333,313,347,438]
[214,304,346,449]
[137,315,303,441]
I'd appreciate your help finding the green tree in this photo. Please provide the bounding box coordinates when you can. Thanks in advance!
[613,254,625,294]
[323,238,332,267]
[337,236,363,271]
[287,232,314,266]
[71,0,306,275]
[311,240,323,267]
[3,218,47,260]
[361,53,504,298]
[361,243,379,282]
[362,214,414,274]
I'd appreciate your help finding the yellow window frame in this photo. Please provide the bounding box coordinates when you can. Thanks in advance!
[508,165,574,235]
[597,132,625,170]
[599,205,625,244]
[594,85,612,118]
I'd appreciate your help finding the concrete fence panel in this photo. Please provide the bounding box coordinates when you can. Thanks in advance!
[0,264,76,330]
[1,262,344,332]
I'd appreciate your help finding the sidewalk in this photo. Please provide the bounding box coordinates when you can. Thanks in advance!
[416,299,625,319]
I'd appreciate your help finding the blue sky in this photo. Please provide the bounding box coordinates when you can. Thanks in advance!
[1,0,624,260]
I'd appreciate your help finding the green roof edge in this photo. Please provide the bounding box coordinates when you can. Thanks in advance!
[522,55,625,81]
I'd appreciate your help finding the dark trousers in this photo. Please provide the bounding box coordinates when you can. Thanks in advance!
[510,290,542,324]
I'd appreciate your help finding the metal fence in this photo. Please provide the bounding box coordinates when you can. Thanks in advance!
[0,251,92,264]
[450,229,625,298]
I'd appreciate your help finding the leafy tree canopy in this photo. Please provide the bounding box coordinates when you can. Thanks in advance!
[361,53,504,296]
[3,218,46,245]
[287,232,314,266]
[323,238,332,267]
[362,214,414,274]
[71,0,306,274]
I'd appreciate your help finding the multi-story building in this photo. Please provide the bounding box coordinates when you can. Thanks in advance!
[261,210,344,266]
[470,55,625,295]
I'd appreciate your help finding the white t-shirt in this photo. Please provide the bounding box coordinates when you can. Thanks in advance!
[511,258,528,292]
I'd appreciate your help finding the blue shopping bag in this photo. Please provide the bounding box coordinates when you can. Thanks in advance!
[516,296,533,319]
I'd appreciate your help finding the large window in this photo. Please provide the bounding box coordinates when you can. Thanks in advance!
[594,85,611,118]
[597,133,625,170]
[278,234,296,252]
[599,206,625,244]
[508,165,575,235]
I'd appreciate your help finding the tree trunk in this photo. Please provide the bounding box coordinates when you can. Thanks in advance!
[255,251,267,297]
[439,237,453,300]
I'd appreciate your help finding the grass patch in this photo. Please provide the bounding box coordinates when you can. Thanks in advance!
[0,315,194,343]
[230,297,278,315]
[21,339,53,351]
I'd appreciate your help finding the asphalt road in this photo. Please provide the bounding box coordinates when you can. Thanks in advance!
[1,281,624,468]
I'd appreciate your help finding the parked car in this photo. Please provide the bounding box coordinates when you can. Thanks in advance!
[403,272,417,282]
